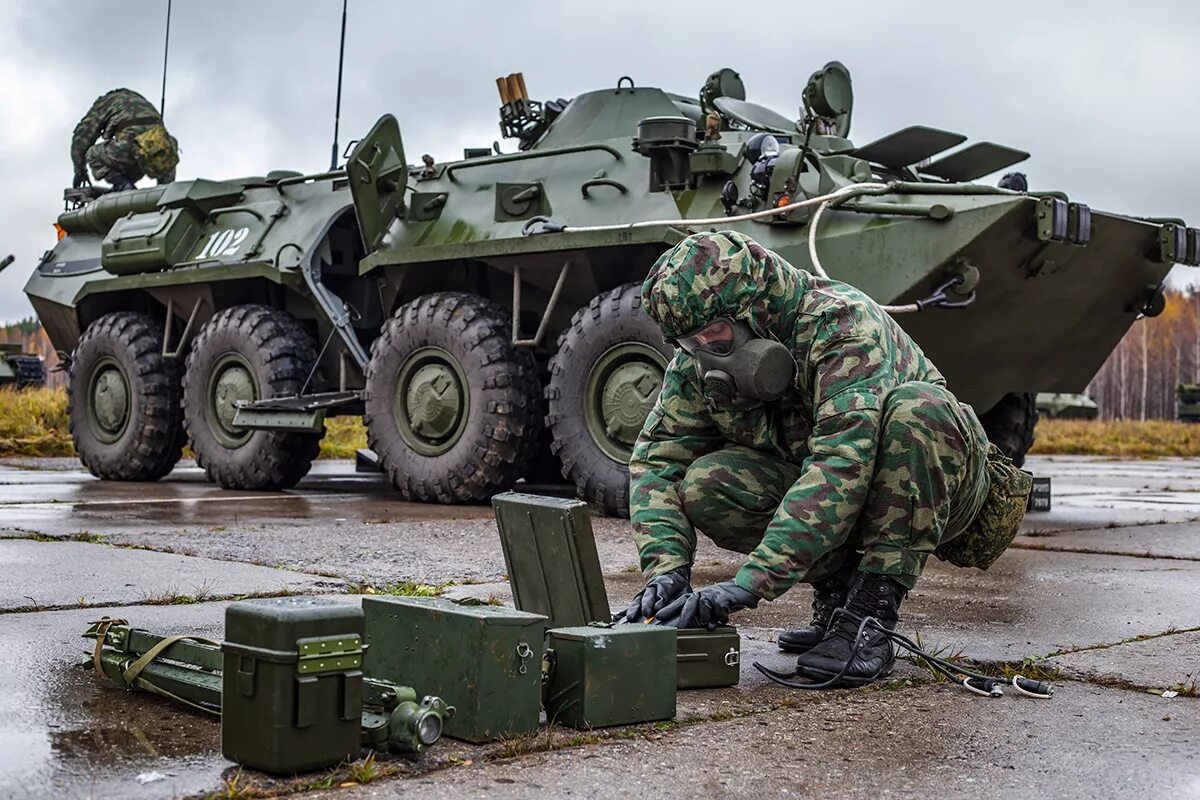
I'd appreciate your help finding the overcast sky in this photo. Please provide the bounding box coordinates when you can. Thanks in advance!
[2,0,1198,322]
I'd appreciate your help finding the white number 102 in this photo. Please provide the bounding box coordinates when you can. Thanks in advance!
[196,227,250,260]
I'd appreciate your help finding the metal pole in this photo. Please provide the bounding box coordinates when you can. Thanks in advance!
[160,0,172,117]
[330,0,349,170]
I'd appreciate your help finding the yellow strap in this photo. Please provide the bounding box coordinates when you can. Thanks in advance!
[89,617,129,678]
[121,634,221,686]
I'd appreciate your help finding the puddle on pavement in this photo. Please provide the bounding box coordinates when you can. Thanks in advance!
[0,666,226,799]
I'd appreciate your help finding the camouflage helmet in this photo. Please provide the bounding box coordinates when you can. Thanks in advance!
[133,124,180,180]
[641,230,804,341]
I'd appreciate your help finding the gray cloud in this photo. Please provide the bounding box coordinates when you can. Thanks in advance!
[2,0,1198,322]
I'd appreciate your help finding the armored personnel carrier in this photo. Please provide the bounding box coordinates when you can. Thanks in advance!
[0,343,46,390]
[0,256,48,390]
[25,64,1193,513]
[1178,384,1200,423]
[1036,392,1099,421]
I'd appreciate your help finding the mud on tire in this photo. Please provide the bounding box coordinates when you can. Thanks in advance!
[68,311,184,481]
[183,304,320,490]
[364,292,541,503]
[546,283,672,517]
[979,391,1038,467]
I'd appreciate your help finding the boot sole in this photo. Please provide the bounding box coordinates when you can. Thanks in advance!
[793,661,895,687]
[777,640,822,655]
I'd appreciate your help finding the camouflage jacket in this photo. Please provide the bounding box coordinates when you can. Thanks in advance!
[630,231,946,600]
[70,89,163,174]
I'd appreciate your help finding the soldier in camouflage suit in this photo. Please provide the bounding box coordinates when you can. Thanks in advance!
[71,89,178,191]
[624,230,998,686]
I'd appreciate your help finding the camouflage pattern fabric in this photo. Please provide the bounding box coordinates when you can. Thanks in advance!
[935,444,1032,570]
[629,230,994,600]
[72,89,176,185]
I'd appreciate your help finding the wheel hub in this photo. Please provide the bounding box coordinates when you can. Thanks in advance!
[89,362,130,442]
[405,363,463,441]
[585,343,667,463]
[601,362,662,445]
[207,356,257,447]
[393,347,469,456]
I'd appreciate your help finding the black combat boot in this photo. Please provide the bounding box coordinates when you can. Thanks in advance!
[777,577,849,655]
[792,572,906,686]
[777,554,861,655]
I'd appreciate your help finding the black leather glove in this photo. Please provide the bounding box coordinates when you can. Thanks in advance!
[655,580,759,630]
[72,169,90,189]
[622,566,692,623]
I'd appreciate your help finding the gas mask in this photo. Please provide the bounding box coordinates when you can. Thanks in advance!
[676,317,795,402]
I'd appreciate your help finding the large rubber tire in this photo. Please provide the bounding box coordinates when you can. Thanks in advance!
[183,305,320,490]
[364,292,541,503]
[979,391,1038,468]
[546,283,673,517]
[68,311,184,481]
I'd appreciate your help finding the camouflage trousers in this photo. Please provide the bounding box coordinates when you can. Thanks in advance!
[676,382,989,590]
[86,132,145,189]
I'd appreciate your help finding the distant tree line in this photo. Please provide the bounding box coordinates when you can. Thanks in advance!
[1086,287,1200,421]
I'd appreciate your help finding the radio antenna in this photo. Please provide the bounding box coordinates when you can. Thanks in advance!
[329,0,349,170]
[160,0,172,118]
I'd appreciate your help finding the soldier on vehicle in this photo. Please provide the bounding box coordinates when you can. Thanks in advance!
[71,88,179,192]
[624,231,1030,686]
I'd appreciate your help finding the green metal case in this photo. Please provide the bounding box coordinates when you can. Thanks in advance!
[100,207,204,274]
[363,596,546,743]
[676,627,741,689]
[492,492,611,629]
[543,625,677,729]
[220,597,364,775]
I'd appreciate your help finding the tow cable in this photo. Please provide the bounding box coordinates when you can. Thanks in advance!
[755,609,1054,699]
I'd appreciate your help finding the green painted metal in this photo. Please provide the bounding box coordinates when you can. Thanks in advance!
[1035,392,1099,420]
[492,492,611,629]
[676,627,741,689]
[393,346,469,456]
[362,596,546,743]
[24,64,1190,502]
[83,611,452,763]
[206,353,257,448]
[1179,383,1200,423]
[86,356,130,444]
[543,624,676,728]
[586,342,668,463]
[231,406,326,433]
[221,597,365,774]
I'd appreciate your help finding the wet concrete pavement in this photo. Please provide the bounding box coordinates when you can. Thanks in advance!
[0,455,1197,799]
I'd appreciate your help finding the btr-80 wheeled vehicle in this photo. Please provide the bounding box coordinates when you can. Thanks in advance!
[25,64,1194,513]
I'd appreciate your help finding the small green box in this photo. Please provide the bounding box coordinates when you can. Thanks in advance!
[101,207,204,274]
[544,625,677,729]
[492,492,611,629]
[363,596,546,743]
[221,597,364,774]
[677,627,741,689]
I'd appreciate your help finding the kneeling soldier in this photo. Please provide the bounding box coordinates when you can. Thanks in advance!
[625,230,1029,686]
[71,88,179,192]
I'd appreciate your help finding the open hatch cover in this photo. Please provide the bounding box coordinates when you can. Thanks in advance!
[920,141,1030,182]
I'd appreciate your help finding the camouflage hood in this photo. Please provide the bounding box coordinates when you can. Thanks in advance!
[641,231,805,341]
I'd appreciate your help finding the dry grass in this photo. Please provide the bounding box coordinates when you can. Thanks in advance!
[1031,419,1200,458]
[320,416,367,458]
[8,389,1200,461]
[0,387,73,456]
[0,387,366,459]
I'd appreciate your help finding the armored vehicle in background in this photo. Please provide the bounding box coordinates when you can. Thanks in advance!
[1178,384,1200,423]
[25,64,1193,513]
[1036,392,1099,421]
[0,343,46,390]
